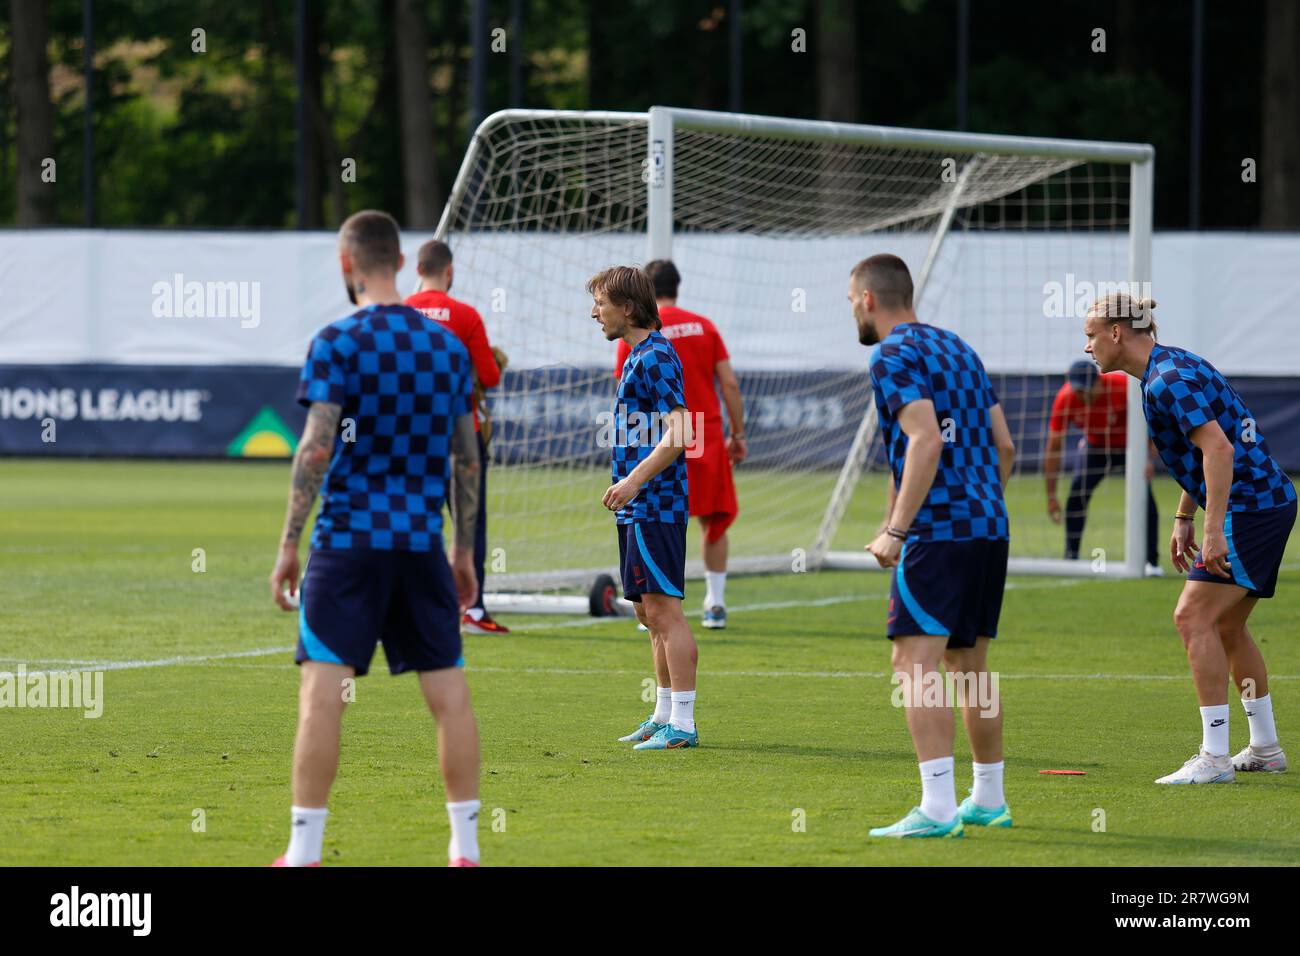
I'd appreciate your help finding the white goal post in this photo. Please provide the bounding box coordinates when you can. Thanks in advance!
[432,107,1155,614]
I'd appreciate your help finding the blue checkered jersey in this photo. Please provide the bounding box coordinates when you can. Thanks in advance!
[869,323,1009,542]
[296,304,473,551]
[1142,343,1295,513]
[612,330,690,524]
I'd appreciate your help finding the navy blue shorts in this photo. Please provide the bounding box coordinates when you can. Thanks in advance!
[1188,499,1296,599]
[887,538,1009,649]
[617,521,687,602]
[296,547,463,676]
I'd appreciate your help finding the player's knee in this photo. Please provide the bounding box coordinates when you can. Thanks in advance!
[640,603,671,634]
[891,640,935,673]
[1172,600,1209,641]
[1218,622,1246,648]
[428,688,471,723]
[420,669,471,717]
[300,690,346,727]
[943,649,978,675]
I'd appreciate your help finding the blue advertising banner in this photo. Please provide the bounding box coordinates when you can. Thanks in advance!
[0,365,305,458]
[3,365,1298,473]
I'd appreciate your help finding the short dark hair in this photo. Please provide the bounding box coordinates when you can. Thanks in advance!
[418,239,453,277]
[338,210,401,274]
[586,266,660,330]
[645,259,681,299]
[849,253,914,310]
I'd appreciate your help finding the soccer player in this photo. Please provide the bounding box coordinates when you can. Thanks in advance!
[615,260,745,629]
[1045,359,1162,575]
[1084,293,1295,783]
[850,254,1017,838]
[268,210,485,866]
[591,265,700,750]
[406,239,510,635]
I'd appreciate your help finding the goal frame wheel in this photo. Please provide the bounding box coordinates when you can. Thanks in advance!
[589,574,619,617]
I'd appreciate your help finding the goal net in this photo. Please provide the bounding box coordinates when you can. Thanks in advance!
[433,107,1154,605]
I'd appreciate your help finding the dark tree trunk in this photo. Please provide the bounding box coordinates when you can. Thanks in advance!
[816,0,858,122]
[1261,0,1300,227]
[395,0,440,227]
[301,1,325,228]
[12,0,56,225]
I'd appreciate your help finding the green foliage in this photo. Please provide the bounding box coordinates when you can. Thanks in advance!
[0,0,1274,227]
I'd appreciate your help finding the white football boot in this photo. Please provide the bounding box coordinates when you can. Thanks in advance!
[1155,750,1235,785]
[1231,745,1288,773]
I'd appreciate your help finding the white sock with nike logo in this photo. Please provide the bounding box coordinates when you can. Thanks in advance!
[446,799,481,863]
[972,760,1005,809]
[653,686,672,724]
[670,690,696,733]
[1241,693,1278,750]
[1200,704,1230,757]
[286,805,327,866]
[918,756,957,822]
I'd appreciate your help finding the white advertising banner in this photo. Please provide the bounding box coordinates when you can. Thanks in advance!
[1,229,1296,375]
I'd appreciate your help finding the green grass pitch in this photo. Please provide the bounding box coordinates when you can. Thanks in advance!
[1,459,1298,866]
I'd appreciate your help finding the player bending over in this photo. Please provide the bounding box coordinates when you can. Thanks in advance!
[591,265,701,750]
[851,254,1016,838]
[1084,294,1294,783]
[269,210,485,865]
[1045,359,1162,574]
[616,260,745,629]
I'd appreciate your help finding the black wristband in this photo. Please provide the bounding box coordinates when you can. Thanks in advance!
[886,526,908,541]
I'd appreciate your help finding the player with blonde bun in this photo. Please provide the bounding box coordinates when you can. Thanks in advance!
[1083,293,1296,784]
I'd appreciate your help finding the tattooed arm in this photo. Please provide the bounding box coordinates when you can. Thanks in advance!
[270,401,342,609]
[448,411,481,611]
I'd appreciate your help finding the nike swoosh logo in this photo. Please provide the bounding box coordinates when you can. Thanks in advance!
[931,770,951,777]
[1210,719,1225,727]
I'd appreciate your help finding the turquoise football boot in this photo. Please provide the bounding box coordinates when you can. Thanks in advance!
[957,794,1013,828]
[632,723,699,750]
[868,807,964,838]
[617,715,666,743]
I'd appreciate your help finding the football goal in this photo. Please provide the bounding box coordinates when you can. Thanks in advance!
[432,107,1155,614]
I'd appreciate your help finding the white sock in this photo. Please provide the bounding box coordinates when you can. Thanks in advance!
[653,686,672,724]
[446,799,481,863]
[972,760,1005,809]
[466,607,484,622]
[704,571,726,609]
[1241,693,1279,750]
[285,806,328,866]
[1200,704,1230,757]
[919,756,957,822]
[670,690,696,733]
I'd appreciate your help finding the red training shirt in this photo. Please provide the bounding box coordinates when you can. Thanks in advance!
[405,289,501,431]
[1048,370,1129,449]
[615,305,729,440]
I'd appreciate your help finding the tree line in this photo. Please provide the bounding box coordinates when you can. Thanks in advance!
[4,0,1297,230]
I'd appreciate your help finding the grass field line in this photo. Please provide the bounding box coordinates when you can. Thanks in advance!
[16,654,1300,683]
[0,581,1085,675]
